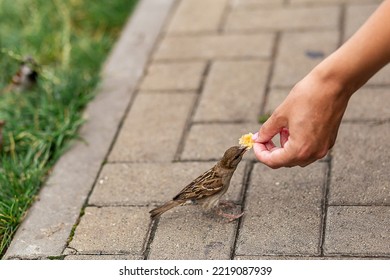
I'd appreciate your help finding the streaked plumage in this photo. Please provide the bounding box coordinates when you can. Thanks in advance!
[149,146,248,221]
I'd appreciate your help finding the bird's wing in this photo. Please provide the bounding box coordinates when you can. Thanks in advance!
[173,168,223,201]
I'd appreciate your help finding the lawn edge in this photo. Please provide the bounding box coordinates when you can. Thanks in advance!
[3,0,175,260]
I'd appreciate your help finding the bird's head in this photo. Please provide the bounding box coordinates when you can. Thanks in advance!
[219,145,248,169]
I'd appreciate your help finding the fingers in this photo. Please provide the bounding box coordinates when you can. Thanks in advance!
[256,112,286,143]
[253,141,297,169]
[280,128,289,148]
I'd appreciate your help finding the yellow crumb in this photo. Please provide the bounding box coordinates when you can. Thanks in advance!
[239,133,254,149]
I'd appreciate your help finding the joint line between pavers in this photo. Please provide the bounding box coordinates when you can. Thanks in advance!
[328,204,390,207]
[338,3,346,46]
[260,31,281,116]
[139,89,197,94]
[174,61,212,161]
[143,218,160,260]
[192,120,250,125]
[341,119,390,124]
[60,0,180,255]
[319,153,332,256]
[154,55,272,63]
[217,0,232,34]
[230,161,255,260]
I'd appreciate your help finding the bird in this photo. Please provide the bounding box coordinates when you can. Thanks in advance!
[149,145,248,221]
[3,56,38,93]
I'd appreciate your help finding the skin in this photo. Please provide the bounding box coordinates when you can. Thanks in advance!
[253,0,390,168]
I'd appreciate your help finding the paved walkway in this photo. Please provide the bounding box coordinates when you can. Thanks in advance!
[5,0,389,259]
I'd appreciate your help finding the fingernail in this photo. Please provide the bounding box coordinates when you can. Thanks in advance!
[252,132,258,141]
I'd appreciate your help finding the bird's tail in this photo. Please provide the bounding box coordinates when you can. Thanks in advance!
[149,200,180,219]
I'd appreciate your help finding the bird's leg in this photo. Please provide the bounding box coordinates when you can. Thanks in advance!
[216,207,244,222]
[218,200,237,209]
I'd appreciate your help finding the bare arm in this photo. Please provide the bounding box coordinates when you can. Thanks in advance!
[253,0,390,168]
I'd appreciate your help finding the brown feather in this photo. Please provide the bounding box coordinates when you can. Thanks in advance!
[149,200,182,219]
[149,146,247,219]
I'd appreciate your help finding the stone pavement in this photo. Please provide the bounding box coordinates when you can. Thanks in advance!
[4,0,389,260]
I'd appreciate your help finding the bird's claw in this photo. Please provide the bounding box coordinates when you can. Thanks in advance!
[217,208,244,222]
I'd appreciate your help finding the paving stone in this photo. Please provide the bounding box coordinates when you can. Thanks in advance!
[230,0,283,8]
[266,86,390,121]
[343,87,390,121]
[272,31,339,87]
[324,206,390,255]
[89,162,246,206]
[194,60,270,122]
[291,0,382,5]
[344,4,377,40]
[181,123,259,161]
[139,62,206,91]
[234,255,378,259]
[166,0,227,33]
[264,88,287,114]
[344,4,390,85]
[3,0,176,260]
[148,206,239,259]
[68,207,149,255]
[153,34,274,61]
[108,93,195,162]
[236,162,327,255]
[329,123,390,205]
[65,254,142,260]
[224,6,340,31]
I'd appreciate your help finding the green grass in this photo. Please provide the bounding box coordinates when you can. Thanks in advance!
[0,0,138,257]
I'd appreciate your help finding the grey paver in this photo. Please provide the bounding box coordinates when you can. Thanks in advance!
[264,88,287,113]
[230,0,283,8]
[224,6,340,31]
[65,254,142,260]
[344,4,390,85]
[290,0,381,4]
[148,206,239,259]
[344,87,390,121]
[108,93,195,162]
[329,123,390,205]
[194,60,270,122]
[3,0,175,260]
[324,206,390,256]
[272,31,339,87]
[153,34,274,61]
[7,0,390,261]
[234,255,378,260]
[236,163,327,255]
[89,162,246,206]
[166,0,227,34]
[68,207,150,255]
[344,4,378,40]
[139,62,206,91]
[181,123,259,161]
[266,86,390,121]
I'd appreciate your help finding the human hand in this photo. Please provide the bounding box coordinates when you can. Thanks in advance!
[252,69,351,168]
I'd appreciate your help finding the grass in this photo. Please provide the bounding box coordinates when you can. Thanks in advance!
[0,0,138,257]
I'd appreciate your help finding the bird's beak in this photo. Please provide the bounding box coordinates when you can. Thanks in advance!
[239,146,248,155]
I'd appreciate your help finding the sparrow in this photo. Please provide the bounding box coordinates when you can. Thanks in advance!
[0,120,5,152]
[149,145,248,221]
[3,56,38,93]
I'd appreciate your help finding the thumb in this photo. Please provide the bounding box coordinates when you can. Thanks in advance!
[257,113,286,143]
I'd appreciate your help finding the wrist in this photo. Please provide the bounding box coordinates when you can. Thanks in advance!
[310,54,358,100]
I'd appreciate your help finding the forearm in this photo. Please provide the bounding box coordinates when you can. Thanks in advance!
[314,0,390,96]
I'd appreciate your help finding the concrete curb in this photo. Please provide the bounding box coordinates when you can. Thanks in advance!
[4,0,175,259]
